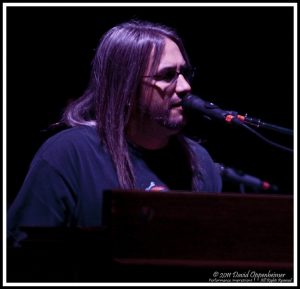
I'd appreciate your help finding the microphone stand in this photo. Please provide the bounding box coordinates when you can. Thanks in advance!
[234,114,293,136]
[182,95,293,153]
[228,117,293,154]
[217,163,278,193]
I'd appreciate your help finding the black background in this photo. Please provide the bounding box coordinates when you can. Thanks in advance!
[6,5,294,204]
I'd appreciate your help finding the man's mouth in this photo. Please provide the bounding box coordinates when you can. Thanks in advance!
[170,101,183,108]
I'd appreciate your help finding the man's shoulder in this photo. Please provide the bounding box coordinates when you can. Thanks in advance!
[45,125,98,145]
[36,125,100,158]
[182,136,217,164]
[183,136,208,154]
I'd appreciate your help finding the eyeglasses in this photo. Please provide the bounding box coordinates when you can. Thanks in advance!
[143,66,195,85]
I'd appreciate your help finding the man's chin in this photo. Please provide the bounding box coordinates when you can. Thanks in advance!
[159,118,187,132]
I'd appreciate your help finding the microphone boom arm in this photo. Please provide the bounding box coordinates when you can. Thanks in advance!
[182,94,293,153]
[237,115,293,136]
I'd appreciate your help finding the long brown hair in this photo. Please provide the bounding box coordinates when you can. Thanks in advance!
[62,20,201,190]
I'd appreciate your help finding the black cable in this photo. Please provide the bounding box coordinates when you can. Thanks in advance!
[232,118,293,154]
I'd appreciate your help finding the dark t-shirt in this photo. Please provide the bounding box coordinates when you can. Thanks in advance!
[7,125,222,245]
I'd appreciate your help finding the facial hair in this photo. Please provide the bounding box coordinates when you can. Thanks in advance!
[140,97,187,131]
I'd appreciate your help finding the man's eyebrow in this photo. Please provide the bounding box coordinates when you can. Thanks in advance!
[156,64,188,73]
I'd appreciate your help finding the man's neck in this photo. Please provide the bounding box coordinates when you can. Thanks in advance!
[127,130,170,150]
[126,122,180,150]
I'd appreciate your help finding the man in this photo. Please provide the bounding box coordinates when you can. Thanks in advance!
[8,20,222,246]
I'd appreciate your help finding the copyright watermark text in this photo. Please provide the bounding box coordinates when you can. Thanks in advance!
[209,270,293,283]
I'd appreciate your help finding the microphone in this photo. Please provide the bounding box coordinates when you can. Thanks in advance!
[182,94,293,136]
[216,163,278,192]
[181,94,238,123]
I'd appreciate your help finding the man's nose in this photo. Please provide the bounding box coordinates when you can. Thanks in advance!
[176,74,192,94]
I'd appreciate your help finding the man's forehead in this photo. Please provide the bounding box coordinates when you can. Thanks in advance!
[157,38,186,70]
